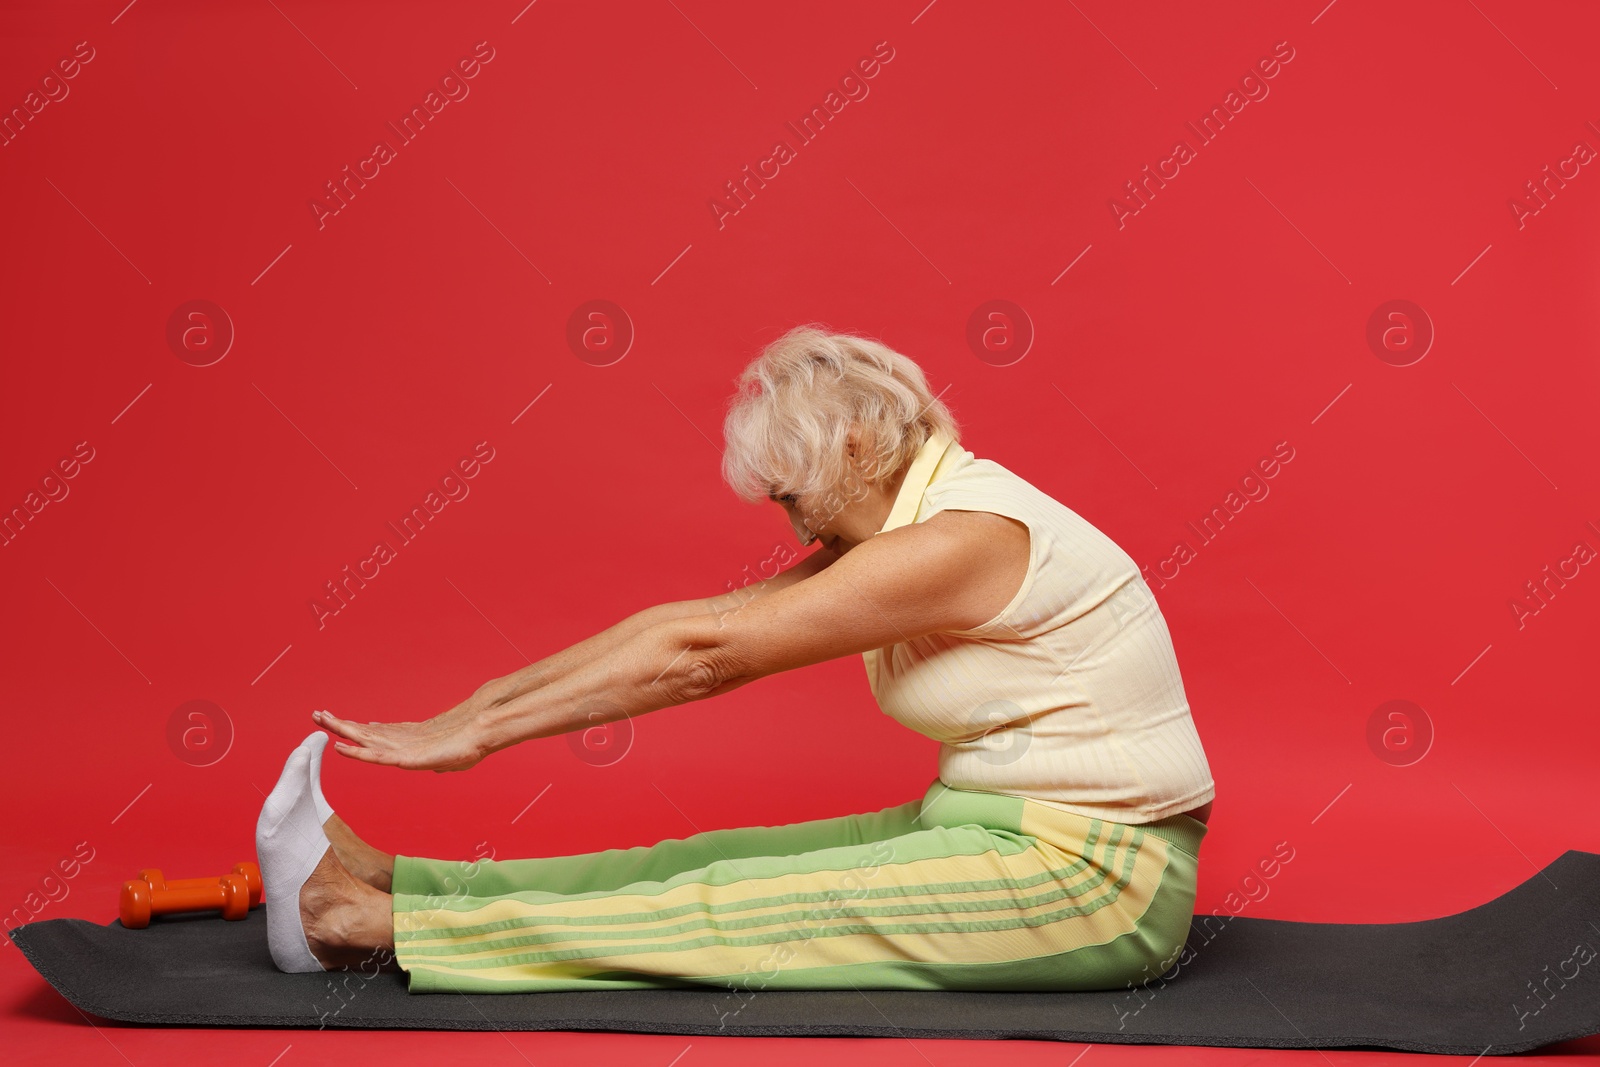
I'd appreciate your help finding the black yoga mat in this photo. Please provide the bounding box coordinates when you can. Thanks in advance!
[13,849,1600,1054]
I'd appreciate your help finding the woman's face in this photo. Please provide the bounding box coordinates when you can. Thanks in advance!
[768,483,870,554]
[766,434,899,555]
[770,491,829,550]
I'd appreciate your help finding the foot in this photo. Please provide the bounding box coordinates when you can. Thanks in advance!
[256,743,333,972]
[299,845,396,971]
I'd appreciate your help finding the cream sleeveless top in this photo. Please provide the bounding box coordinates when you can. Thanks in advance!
[861,430,1216,824]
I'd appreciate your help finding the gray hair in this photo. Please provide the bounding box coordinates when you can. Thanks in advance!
[720,324,960,503]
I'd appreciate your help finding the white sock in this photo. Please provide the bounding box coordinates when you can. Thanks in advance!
[302,727,335,824]
[255,743,329,973]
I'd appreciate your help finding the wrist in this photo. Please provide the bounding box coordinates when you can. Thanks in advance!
[481,661,554,707]
[470,693,522,757]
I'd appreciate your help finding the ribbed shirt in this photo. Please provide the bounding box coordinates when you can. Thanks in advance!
[861,430,1216,825]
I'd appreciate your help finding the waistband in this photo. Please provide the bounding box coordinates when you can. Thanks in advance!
[1131,811,1207,860]
[915,778,1207,860]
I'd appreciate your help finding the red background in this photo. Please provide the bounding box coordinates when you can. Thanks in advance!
[3,0,1597,1063]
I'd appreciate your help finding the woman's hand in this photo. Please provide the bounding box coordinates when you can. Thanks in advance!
[314,688,500,772]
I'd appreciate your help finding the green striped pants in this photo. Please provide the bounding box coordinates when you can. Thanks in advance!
[391,777,1206,995]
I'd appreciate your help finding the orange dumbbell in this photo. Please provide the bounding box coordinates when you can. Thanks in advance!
[118,862,262,929]
[139,863,262,906]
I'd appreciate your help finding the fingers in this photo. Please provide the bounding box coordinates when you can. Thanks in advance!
[332,740,392,765]
[336,740,462,772]
[309,708,478,772]
[315,710,397,764]
[314,710,376,747]
[323,721,436,770]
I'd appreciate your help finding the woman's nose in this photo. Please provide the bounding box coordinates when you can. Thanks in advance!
[785,507,817,546]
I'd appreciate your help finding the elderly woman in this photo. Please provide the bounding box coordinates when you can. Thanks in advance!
[256,325,1216,994]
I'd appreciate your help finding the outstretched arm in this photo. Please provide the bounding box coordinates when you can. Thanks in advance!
[457,511,1017,748]
[316,510,1027,770]
[314,543,840,769]
[475,543,840,708]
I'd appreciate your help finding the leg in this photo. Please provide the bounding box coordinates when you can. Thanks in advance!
[305,752,919,898]
[394,792,928,900]
[298,848,395,970]
[324,814,394,892]
[289,773,927,971]
[389,780,1207,995]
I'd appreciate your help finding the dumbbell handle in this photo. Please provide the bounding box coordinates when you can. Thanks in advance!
[153,883,234,912]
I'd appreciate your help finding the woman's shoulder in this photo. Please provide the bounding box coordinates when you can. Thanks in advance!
[928,457,1139,627]
[933,454,1120,525]
[924,454,1059,523]
[928,451,1018,494]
